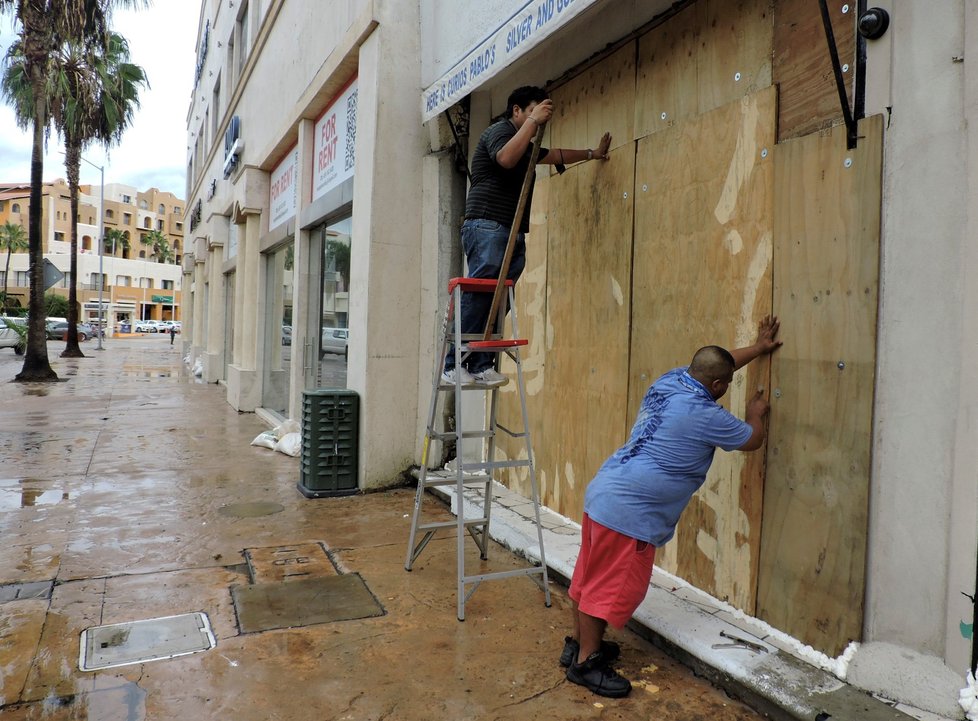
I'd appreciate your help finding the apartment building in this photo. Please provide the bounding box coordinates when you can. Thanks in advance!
[0,179,185,331]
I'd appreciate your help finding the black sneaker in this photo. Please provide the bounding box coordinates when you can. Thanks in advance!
[559,636,622,667]
[566,651,632,698]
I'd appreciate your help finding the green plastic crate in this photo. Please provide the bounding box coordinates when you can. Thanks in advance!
[297,389,359,498]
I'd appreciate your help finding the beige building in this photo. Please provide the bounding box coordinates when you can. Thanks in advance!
[0,179,185,329]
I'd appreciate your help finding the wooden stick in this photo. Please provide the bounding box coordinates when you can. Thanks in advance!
[482,123,546,340]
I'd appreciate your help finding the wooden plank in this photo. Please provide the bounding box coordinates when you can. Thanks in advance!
[535,146,635,521]
[550,43,636,161]
[630,87,776,609]
[496,171,550,502]
[634,3,700,140]
[774,0,857,141]
[634,0,773,142]
[695,0,774,116]
[757,114,882,656]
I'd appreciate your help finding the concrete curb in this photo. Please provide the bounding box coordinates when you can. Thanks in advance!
[428,475,934,721]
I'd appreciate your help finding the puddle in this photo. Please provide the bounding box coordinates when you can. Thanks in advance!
[218,501,285,518]
[0,488,68,511]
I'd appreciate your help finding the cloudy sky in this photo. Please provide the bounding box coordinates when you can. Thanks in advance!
[0,0,201,198]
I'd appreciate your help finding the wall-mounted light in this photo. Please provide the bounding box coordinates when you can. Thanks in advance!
[857,7,890,39]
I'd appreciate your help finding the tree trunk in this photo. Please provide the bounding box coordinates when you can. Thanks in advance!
[62,135,84,357]
[16,66,58,382]
[3,247,11,312]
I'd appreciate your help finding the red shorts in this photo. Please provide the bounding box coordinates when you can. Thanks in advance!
[569,513,656,629]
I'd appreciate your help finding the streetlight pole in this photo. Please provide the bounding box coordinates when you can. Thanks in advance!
[79,155,105,351]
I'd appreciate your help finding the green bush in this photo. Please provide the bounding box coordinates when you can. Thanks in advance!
[44,293,69,318]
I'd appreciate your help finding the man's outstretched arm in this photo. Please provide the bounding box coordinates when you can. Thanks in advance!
[730,315,782,371]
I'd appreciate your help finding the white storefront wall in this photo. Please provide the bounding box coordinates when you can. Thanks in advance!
[420,0,976,715]
[185,0,422,491]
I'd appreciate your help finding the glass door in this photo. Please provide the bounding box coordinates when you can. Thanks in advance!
[318,216,351,388]
[261,240,293,414]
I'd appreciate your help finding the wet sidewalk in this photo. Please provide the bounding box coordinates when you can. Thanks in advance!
[0,337,764,720]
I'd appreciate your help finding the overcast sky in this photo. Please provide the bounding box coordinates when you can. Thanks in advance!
[0,0,200,198]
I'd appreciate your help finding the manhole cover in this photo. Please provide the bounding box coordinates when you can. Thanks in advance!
[245,543,338,583]
[232,575,384,633]
[218,501,285,518]
[79,612,216,671]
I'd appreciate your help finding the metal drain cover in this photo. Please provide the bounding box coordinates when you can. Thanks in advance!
[79,612,216,671]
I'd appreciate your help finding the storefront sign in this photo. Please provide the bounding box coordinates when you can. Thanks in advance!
[268,146,299,230]
[421,0,598,121]
[151,295,174,303]
[313,80,358,202]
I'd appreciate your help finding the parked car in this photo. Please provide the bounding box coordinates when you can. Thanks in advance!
[133,320,162,333]
[46,321,93,341]
[282,325,292,346]
[157,320,175,332]
[321,327,348,358]
[0,317,25,354]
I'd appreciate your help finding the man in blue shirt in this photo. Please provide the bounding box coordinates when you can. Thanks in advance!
[562,316,782,697]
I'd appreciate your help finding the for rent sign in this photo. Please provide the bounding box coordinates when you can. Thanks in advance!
[313,79,358,202]
[269,146,298,230]
[421,0,597,121]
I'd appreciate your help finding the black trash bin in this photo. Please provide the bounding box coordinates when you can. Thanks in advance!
[297,389,359,498]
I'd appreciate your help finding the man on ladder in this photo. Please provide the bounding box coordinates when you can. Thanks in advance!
[441,85,612,387]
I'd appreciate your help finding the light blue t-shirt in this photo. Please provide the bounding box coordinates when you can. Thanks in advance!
[584,367,753,546]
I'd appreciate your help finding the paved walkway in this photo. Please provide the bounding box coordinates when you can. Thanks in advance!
[0,337,765,720]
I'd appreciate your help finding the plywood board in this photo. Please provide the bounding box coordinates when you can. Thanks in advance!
[549,43,636,162]
[630,87,776,609]
[521,147,634,521]
[695,0,774,116]
[634,3,700,139]
[496,171,550,501]
[774,0,856,141]
[635,0,773,142]
[757,115,882,656]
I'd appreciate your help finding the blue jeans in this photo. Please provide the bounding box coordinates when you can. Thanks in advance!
[444,219,526,373]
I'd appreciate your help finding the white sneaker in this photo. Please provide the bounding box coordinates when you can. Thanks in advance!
[471,368,508,387]
[441,367,475,386]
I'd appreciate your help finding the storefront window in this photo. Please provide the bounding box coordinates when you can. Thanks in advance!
[261,240,293,415]
[318,216,350,388]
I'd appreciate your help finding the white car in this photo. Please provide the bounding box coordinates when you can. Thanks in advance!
[0,317,25,354]
[321,327,349,358]
[134,320,161,333]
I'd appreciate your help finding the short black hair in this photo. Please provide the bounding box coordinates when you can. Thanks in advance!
[505,86,548,119]
[689,345,735,382]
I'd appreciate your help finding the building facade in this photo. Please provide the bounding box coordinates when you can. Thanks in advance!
[183,0,976,715]
[0,179,185,330]
[182,0,422,485]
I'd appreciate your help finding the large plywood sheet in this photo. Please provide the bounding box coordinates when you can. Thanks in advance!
[500,148,634,521]
[549,44,636,160]
[774,0,856,140]
[635,0,773,141]
[757,115,882,656]
[630,87,776,609]
[496,172,550,501]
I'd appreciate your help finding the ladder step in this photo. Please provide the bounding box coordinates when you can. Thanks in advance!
[448,277,515,294]
[417,518,488,531]
[460,459,532,472]
[466,339,528,350]
[463,567,547,584]
[429,430,493,441]
[422,475,491,488]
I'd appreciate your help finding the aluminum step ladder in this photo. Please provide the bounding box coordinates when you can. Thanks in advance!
[405,277,551,620]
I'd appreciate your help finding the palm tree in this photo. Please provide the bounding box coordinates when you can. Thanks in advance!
[0,221,28,313]
[141,228,173,263]
[103,227,129,257]
[51,32,146,357]
[0,0,146,381]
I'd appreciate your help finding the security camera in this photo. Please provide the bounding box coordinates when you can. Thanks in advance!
[857,7,890,40]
